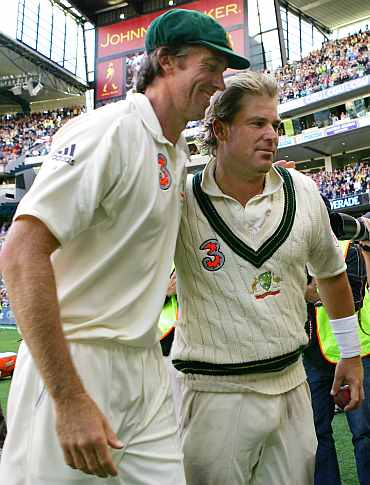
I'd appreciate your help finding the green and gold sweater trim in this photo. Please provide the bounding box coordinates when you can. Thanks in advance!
[192,166,296,268]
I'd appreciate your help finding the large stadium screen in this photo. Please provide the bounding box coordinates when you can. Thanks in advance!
[95,0,248,106]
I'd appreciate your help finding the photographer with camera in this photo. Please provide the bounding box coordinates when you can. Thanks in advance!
[304,206,370,485]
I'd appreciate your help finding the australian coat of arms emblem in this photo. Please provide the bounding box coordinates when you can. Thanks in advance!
[250,271,282,300]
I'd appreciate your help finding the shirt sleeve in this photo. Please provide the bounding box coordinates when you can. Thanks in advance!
[306,181,347,279]
[14,112,126,245]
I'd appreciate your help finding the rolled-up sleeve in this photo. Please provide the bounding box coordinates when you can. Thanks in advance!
[306,184,347,279]
[15,114,125,245]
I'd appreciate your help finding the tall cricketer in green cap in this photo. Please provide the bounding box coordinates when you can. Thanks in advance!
[135,8,250,145]
[145,9,250,70]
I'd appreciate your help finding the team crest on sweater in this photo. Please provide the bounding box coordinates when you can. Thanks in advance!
[250,271,281,300]
[158,153,172,190]
[199,239,225,271]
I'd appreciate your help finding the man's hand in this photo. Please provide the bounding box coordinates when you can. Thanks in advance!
[304,279,320,304]
[274,160,296,169]
[167,271,177,297]
[331,356,364,411]
[55,393,123,478]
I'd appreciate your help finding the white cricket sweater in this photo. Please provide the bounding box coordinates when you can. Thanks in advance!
[173,160,346,394]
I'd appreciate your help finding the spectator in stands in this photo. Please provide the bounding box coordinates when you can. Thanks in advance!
[188,143,199,156]
[308,161,370,200]
[126,52,145,92]
[0,8,249,485]
[0,107,83,166]
[275,27,369,104]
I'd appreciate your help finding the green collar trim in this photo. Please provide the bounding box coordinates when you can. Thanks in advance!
[192,166,296,268]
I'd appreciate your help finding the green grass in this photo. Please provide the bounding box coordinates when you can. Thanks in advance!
[0,327,21,415]
[0,328,361,482]
[333,412,359,484]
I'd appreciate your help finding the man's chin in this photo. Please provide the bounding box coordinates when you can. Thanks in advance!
[257,158,273,172]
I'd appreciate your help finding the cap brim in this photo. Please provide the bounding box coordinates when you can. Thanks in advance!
[189,40,250,70]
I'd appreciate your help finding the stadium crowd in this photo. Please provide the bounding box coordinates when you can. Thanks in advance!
[183,28,370,132]
[0,108,84,320]
[0,107,84,167]
[273,28,370,103]
[308,161,370,200]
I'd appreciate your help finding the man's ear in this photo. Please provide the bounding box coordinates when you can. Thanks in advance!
[157,48,177,74]
[213,119,229,142]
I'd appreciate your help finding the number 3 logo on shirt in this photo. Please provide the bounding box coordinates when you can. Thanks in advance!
[158,153,172,190]
[200,239,225,271]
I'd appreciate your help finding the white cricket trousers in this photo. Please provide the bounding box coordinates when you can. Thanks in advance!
[0,340,186,485]
[180,381,317,485]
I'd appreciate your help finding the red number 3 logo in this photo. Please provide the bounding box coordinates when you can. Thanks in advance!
[200,239,225,271]
[158,153,172,190]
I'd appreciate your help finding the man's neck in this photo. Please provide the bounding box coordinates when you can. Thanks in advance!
[145,84,186,145]
[214,161,266,207]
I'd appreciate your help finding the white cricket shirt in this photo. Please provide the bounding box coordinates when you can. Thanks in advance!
[15,93,188,346]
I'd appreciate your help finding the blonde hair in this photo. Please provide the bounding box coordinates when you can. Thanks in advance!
[199,71,278,156]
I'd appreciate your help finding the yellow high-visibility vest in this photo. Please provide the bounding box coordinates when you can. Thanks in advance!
[316,240,370,363]
[158,295,178,339]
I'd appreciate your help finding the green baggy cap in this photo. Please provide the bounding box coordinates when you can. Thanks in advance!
[145,9,250,70]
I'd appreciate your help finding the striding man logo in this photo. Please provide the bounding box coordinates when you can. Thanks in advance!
[158,153,172,190]
[200,239,225,271]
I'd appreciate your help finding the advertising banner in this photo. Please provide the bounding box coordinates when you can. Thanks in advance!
[278,136,294,148]
[0,308,15,327]
[96,58,124,101]
[227,28,245,56]
[283,119,294,137]
[301,129,324,142]
[97,0,245,58]
[279,75,370,115]
[330,192,369,211]
[0,235,15,326]
[325,120,359,137]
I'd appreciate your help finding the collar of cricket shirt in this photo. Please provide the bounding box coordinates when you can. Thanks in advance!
[200,157,284,201]
[128,92,187,149]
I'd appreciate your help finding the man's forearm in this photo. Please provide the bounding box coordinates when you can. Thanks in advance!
[3,255,85,403]
[316,271,355,318]
[317,271,360,359]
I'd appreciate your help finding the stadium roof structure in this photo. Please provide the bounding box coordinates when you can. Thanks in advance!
[282,0,370,30]
[65,1,132,23]
[0,31,88,111]
[69,0,370,30]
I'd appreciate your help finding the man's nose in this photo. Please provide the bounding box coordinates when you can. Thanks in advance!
[264,125,279,142]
